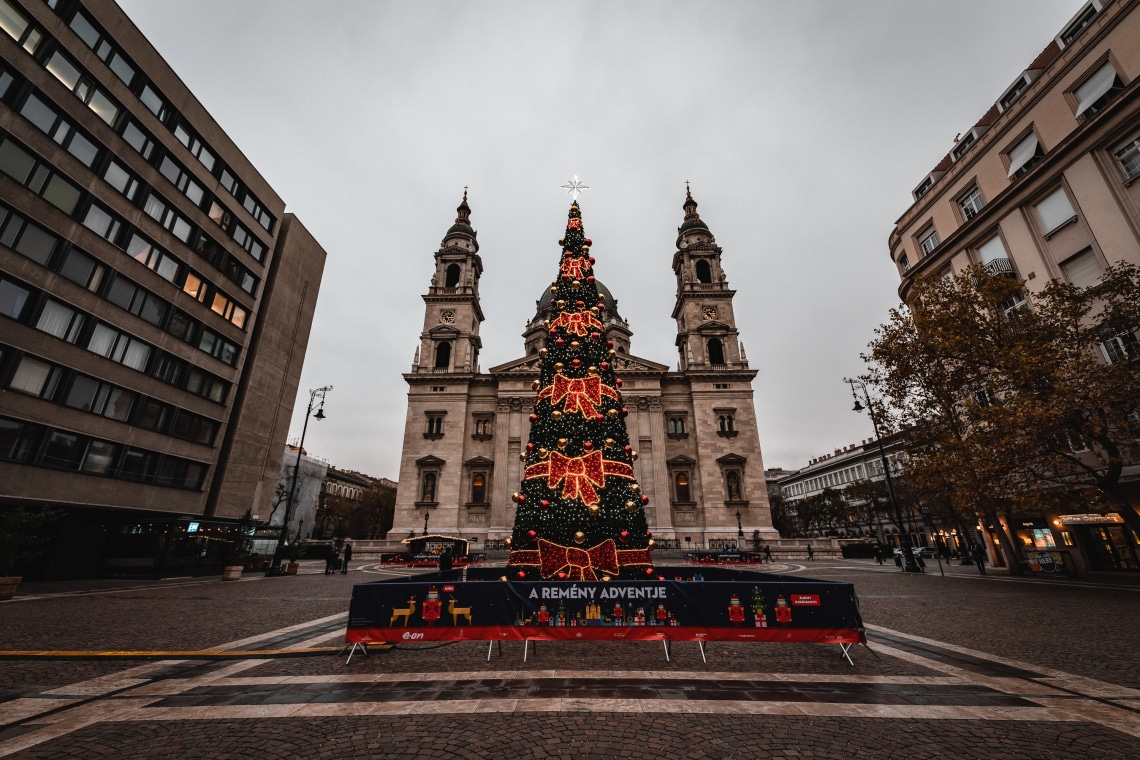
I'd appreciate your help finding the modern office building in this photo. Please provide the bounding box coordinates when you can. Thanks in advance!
[0,0,326,577]
[389,190,777,549]
[888,0,1140,570]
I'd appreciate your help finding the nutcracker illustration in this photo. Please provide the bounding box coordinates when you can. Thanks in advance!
[774,594,792,625]
[421,586,442,625]
[727,593,746,625]
[537,602,550,626]
[656,603,668,625]
[613,601,624,624]
[635,607,646,626]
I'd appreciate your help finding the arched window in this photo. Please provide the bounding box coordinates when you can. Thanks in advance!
[421,472,436,503]
[707,338,725,365]
[435,342,451,369]
[695,260,712,284]
[471,473,486,503]
[675,472,691,503]
[445,264,461,288]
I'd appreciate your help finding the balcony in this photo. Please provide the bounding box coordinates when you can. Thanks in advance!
[983,257,1015,278]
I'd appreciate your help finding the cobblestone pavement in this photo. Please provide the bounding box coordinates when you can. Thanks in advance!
[1,560,1138,759]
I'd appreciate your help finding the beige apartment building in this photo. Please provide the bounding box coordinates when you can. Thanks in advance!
[389,191,777,550]
[0,0,326,577]
[889,0,1140,571]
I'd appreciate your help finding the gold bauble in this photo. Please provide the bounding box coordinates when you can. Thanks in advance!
[555,362,564,371]
[512,492,520,502]
[532,380,541,391]
[505,537,513,547]
[550,286,558,295]
[559,238,565,246]
[588,366,598,375]
[573,531,585,544]
[625,500,636,510]
[570,341,580,350]
[608,409,619,419]
[558,437,568,448]
[571,280,581,289]
[581,245,590,252]
[602,575,612,581]
[608,350,617,358]
[588,504,601,515]
[630,483,640,493]
[605,438,615,447]
[647,539,656,548]
[500,576,508,581]
[631,451,639,461]
[590,307,599,316]
[557,300,566,309]
[538,447,549,457]
[551,410,563,420]
[519,453,526,462]
[539,348,548,358]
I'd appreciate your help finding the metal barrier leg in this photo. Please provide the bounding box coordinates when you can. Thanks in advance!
[840,643,854,666]
[698,641,707,664]
[523,639,529,662]
[345,642,368,665]
[662,640,670,662]
[487,640,494,662]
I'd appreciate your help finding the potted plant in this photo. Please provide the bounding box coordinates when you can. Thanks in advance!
[221,510,253,581]
[0,507,62,600]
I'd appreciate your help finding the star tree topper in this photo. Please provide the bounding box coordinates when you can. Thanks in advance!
[561,175,589,202]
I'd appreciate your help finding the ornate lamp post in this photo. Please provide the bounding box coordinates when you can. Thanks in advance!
[843,378,921,573]
[423,512,430,536]
[270,385,332,574]
[736,510,744,538]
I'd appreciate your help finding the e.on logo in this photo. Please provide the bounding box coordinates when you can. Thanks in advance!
[402,631,425,640]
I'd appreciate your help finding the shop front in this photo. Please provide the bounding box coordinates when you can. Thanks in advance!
[1061,513,1140,571]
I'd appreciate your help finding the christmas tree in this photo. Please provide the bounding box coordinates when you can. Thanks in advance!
[506,201,654,580]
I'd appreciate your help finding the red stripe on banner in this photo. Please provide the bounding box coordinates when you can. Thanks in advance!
[345,626,865,645]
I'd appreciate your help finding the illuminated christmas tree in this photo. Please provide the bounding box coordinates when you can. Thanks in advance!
[506,194,653,580]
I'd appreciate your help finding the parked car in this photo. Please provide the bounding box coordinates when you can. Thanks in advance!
[913,546,938,558]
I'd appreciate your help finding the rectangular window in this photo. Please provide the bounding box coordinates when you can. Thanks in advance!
[45,51,119,125]
[1006,133,1043,178]
[899,253,910,272]
[951,133,976,160]
[1074,61,1123,118]
[0,137,80,214]
[69,10,136,86]
[1035,187,1076,233]
[958,186,985,220]
[1,212,57,267]
[1100,331,1138,363]
[1061,4,1099,46]
[919,228,940,256]
[82,203,121,243]
[977,237,1007,265]
[36,299,84,343]
[120,120,155,160]
[18,92,99,166]
[81,439,119,475]
[135,398,170,433]
[0,416,41,462]
[42,429,84,470]
[139,84,168,121]
[0,0,43,52]
[173,120,216,171]
[999,77,1028,111]
[0,277,31,319]
[1060,249,1103,288]
[1114,137,1140,180]
[102,160,140,200]
[9,355,57,397]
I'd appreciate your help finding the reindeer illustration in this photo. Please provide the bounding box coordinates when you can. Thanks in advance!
[448,598,472,626]
[390,598,417,626]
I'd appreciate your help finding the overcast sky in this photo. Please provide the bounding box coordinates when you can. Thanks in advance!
[120,0,1083,478]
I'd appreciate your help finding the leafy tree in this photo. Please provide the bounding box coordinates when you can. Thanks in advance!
[864,262,1140,571]
[0,507,64,576]
[842,479,891,541]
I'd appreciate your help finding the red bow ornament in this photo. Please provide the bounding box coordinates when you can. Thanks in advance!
[559,257,592,280]
[525,451,633,505]
[538,374,618,419]
[538,538,619,580]
[549,311,604,337]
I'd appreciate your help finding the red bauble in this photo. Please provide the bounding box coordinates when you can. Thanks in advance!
[571,359,581,368]
[528,530,537,539]
[558,572,567,579]
[640,495,649,504]
[556,338,565,347]
[600,362,610,370]
[549,328,558,337]
[527,443,534,451]
[549,299,555,306]
[585,238,592,245]
[517,571,526,579]
[517,494,526,503]
[583,441,593,450]
[576,301,584,309]
[590,332,601,341]
[606,340,614,348]
[623,445,632,454]
[621,407,628,417]
[561,274,571,281]
[646,531,652,538]
[619,531,629,542]
[540,499,550,508]
[563,250,573,257]
[589,257,596,264]
[645,568,654,576]
[616,378,623,387]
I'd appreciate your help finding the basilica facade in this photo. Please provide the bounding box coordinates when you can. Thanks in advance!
[390,190,777,547]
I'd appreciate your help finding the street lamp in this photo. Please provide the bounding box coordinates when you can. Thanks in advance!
[423,512,430,536]
[270,385,332,574]
[843,378,921,573]
[736,510,744,538]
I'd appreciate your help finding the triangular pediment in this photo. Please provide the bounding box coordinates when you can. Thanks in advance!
[716,453,748,465]
[416,455,446,467]
[491,352,668,376]
[694,321,732,333]
[464,456,495,467]
[489,354,544,374]
[667,455,697,466]
[428,325,461,338]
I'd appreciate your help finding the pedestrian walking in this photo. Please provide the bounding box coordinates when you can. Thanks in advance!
[894,551,903,570]
[324,548,337,575]
[971,544,987,575]
[341,542,353,574]
[872,545,882,565]
[439,547,453,572]
[763,545,772,562]
[914,552,926,572]
[806,545,814,560]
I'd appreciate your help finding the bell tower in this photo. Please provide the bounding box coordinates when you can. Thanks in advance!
[413,189,484,374]
[671,185,745,372]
